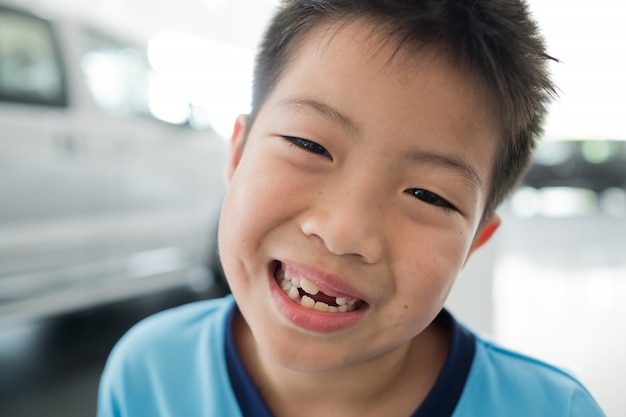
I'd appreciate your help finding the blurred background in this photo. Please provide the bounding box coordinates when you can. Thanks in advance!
[0,0,624,416]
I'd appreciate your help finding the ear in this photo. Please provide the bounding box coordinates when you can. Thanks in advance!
[467,213,501,258]
[226,114,247,183]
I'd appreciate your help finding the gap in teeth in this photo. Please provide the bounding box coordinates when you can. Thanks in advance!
[278,266,360,313]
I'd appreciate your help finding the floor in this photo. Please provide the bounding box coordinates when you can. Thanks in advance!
[493,210,626,417]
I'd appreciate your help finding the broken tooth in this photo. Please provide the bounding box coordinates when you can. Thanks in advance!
[300,278,319,295]
[301,295,315,309]
[314,301,329,312]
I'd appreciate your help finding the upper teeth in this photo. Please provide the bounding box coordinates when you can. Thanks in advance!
[300,278,319,295]
[280,269,360,313]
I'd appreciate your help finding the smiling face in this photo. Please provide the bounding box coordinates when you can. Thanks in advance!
[218,22,500,374]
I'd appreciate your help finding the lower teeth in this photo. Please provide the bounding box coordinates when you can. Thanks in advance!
[277,266,360,313]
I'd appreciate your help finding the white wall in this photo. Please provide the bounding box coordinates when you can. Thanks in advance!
[445,232,498,336]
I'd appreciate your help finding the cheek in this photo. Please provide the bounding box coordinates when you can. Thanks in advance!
[394,231,470,312]
[218,156,300,270]
[219,171,270,259]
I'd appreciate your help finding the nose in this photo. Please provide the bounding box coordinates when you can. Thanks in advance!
[300,187,384,264]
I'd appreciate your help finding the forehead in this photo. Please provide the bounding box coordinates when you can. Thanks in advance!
[279,20,498,127]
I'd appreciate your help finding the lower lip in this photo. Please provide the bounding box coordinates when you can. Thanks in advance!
[268,269,367,333]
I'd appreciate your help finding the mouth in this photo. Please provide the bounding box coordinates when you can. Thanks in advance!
[273,261,365,313]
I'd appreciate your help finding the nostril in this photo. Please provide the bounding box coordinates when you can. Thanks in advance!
[300,209,383,263]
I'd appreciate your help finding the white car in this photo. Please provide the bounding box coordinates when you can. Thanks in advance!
[0,2,229,323]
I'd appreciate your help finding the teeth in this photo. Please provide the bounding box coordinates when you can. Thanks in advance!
[288,286,299,300]
[300,278,319,295]
[278,265,362,313]
[283,269,298,287]
[301,295,315,309]
[314,301,329,312]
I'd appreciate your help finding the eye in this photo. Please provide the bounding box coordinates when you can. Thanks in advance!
[283,136,332,160]
[406,188,457,213]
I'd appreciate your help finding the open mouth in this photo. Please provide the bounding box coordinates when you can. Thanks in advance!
[273,261,365,313]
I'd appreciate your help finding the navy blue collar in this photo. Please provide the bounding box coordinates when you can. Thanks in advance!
[411,309,476,416]
[225,306,475,417]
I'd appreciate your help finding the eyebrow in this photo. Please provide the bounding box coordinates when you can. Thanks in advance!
[408,151,484,190]
[277,96,483,190]
[278,97,361,137]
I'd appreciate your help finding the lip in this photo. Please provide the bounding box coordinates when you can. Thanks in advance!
[268,260,369,333]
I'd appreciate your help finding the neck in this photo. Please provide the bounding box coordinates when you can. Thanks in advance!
[233,312,450,417]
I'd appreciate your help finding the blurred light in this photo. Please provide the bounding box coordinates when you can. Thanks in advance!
[510,186,541,218]
[511,186,598,218]
[533,141,575,166]
[126,247,185,278]
[148,31,253,138]
[82,50,128,113]
[188,105,214,130]
[539,187,597,217]
[600,187,626,217]
[581,140,612,164]
[82,45,150,116]
[148,72,190,125]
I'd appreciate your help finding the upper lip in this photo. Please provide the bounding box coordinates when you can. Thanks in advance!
[274,259,369,303]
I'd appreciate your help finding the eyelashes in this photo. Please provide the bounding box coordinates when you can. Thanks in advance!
[283,136,332,159]
[405,189,458,214]
[281,135,459,214]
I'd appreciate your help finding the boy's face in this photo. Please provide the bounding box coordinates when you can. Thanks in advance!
[219,22,500,373]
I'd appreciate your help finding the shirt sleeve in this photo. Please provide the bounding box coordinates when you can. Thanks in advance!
[96,340,128,417]
[568,386,606,417]
[95,297,241,417]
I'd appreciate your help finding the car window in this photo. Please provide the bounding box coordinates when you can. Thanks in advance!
[0,6,66,106]
[81,29,151,116]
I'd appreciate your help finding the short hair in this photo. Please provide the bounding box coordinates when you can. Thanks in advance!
[248,0,557,226]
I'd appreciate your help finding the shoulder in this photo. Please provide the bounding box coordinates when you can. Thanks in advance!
[474,336,587,389]
[104,295,235,372]
[97,295,240,417]
[454,334,605,417]
[115,295,234,352]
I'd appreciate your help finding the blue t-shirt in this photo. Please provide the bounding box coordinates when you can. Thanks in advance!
[97,295,605,417]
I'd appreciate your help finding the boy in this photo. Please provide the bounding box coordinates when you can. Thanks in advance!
[98,1,605,416]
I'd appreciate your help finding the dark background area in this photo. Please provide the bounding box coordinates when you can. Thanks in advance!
[0,287,225,417]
